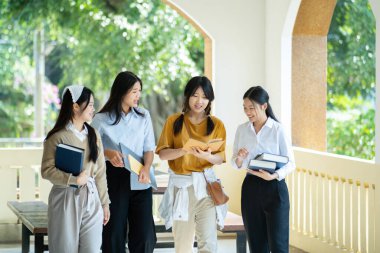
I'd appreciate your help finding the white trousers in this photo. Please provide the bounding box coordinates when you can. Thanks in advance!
[48,179,103,253]
[172,185,217,253]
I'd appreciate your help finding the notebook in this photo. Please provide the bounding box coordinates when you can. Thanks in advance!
[119,143,157,190]
[55,143,84,176]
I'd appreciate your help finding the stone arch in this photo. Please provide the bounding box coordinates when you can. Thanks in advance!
[163,0,213,80]
[290,0,378,159]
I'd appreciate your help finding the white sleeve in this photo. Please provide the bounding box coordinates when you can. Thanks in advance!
[230,126,250,169]
[275,125,296,181]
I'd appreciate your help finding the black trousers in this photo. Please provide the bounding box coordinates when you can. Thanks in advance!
[102,162,157,253]
[241,174,290,253]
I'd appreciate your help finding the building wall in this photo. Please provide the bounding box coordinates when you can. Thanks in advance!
[170,0,266,145]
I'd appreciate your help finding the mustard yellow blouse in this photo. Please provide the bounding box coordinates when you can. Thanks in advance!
[155,113,226,174]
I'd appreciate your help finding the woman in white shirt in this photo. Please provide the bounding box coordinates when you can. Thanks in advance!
[231,86,295,253]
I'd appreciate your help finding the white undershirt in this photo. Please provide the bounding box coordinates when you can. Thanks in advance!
[66,122,88,142]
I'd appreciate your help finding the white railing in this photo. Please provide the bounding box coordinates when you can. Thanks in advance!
[1,147,379,252]
[0,147,165,224]
[0,148,52,223]
[289,147,379,253]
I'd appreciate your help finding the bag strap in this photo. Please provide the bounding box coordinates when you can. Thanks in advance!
[202,171,209,182]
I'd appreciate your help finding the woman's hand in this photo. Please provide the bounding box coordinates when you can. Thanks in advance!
[247,169,279,181]
[237,148,249,161]
[235,148,249,168]
[189,147,212,160]
[138,166,151,184]
[104,149,124,167]
[76,171,88,186]
[103,205,110,225]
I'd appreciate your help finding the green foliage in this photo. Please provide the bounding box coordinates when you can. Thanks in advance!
[327,97,374,159]
[0,0,204,138]
[327,0,375,159]
[328,0,375,100]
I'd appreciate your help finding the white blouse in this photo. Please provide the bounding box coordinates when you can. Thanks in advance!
[231,117,295,181]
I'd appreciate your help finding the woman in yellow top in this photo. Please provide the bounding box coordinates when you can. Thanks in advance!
[156,76,227,253]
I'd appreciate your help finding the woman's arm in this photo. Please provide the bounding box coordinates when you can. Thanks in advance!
[138,151,154,184]
[139,110,157,183]
[104,149,124,167]
[187,147,222,165]
[41,134,80,186]
[94,133,111,206]
[234,148,249,168]
[158,148,187,160]
[275,126,296,180]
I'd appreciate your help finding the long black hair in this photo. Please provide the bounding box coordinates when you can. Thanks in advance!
[98,71,144,125]
[243,86,278,122]
[173,76,215,136]
[45,87,99,163]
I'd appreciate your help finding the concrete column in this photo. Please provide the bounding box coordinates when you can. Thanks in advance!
[291,0,336,151]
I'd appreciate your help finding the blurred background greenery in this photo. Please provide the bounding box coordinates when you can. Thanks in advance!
[0,0,204,141]
[327,0,375,160]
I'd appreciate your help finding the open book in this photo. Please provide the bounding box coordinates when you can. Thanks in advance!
[119,143,157,190]
[182,138,225,152]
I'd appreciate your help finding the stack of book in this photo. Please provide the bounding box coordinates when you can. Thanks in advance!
[248,153,289,173]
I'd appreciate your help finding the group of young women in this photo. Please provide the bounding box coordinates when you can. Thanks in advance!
[41,71,295,253]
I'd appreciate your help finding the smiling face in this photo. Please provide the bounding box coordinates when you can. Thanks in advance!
[188,87,210,114]
[74,94,95,123]
[243,98,267,123]
[122,81,141,111]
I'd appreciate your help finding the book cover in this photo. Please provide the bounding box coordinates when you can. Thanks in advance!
[248,159,276,173]
[182,138,225,152]
[254,153,289,169]
[101,134,119,151]
[55,143,84,176]
[119,143,157,190]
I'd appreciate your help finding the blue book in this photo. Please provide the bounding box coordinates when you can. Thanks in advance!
[55,143,84,176]
[119,143,157,190]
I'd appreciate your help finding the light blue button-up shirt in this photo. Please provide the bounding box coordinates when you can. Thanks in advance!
[231,117,295,181]
[91,107,155,190]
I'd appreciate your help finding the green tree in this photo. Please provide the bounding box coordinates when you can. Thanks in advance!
[0,0,204,139]
[327,0,375,159]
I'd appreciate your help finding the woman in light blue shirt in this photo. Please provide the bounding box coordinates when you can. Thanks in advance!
[91,71,156,253]
[231,86,295,253]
